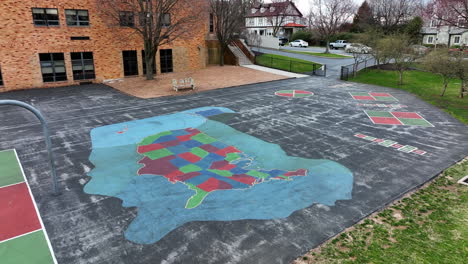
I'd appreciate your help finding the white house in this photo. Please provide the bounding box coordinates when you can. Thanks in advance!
[245,1,306,39]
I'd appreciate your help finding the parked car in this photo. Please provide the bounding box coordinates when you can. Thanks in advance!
[279,37,288,46]
[411,45,429,55]
[329,40,348,49]
[345,43,372,54]
[289,39,309,47]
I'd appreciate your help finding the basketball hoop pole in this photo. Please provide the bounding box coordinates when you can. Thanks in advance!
[0,100,60,196]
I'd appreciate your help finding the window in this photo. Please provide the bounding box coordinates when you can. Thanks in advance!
[454,36,461,44]
[142,50,156,75]
[430,19,438,27]
[427,36,434,44]
[160,49,173,73]
[161,13,171,27]
[71,52,95,80]
[65,9,89,26]
[209,13,214,32]
[0,66,3,86]
[70,36,90,40]
[120,11,134,27]
[32,8,59,26]
[39,53,67,82]
[248,18,254,26]
[122,51,138,76]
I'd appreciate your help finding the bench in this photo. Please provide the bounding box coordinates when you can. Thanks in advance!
[172,78,195,92]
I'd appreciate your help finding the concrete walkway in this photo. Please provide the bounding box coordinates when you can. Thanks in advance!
[242,64,309,78]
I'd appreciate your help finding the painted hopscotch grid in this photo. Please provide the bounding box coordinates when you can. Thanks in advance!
[0,149,57,264]
[357,103,407,109]
[349,92,398,101]
[354,134,427,155]
[364,111,434,127]
[275,90,314,98]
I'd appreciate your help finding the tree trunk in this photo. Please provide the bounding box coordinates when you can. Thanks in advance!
[219,45,225,66]
[440,80,448,97]
[145,57,154,80]
[398,70,404,86]
[325,40,330,54]
[144,41,156,80]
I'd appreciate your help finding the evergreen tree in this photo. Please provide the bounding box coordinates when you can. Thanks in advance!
[351,1,375,32]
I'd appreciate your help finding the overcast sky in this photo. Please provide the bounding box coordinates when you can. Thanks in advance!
[288,0,365,13]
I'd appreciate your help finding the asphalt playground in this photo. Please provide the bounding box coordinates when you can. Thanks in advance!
[0,76,467,264]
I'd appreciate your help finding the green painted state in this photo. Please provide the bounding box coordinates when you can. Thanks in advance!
[190,147,209,158]
[139,131,172,146]
[366,111,394,118]
[180,164,202,173]
[294,93,313,98]
[207,169,233,177]
[363,136,377,141]
[398,118,433,127]
[225,153,240,162]
[191,133,217,144]
[0,150,24,188]
[398,146,418,153]
[246,170,269,179]
[374,96,398,101]
[185,183,209,209]
[0,230,54,264]
[146,148,173,160]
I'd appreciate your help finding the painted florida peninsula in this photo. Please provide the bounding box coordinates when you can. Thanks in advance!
[84,107,354,244]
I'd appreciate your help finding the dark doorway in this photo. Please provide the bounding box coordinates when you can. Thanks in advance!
[160,49,173,73]
[122,50,138,76]
[142,50,156,75]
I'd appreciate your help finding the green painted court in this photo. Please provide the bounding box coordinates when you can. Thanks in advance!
[0,150,56,264]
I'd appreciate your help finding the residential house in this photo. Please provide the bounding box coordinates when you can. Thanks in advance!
[0,0,214,91]
[245,1,306,39]
[421,15,467,47]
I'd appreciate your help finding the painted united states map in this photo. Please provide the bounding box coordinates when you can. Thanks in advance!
[137,128,307,208]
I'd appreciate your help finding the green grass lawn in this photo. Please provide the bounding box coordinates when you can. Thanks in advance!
[280,49,352,58]
[298,159,468,264]
[255,54,321,74]
[350,70,468,124]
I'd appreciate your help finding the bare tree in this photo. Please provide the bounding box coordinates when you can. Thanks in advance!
[308,0,357,54]
[210,0,254,66]
[97,0,202,80]
[368,0,418,31]
[266,1,298,37]
[425,0,468,29]
[452,51,468,98]
[423,49,457,96]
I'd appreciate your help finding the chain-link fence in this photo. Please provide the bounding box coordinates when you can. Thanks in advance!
[255,52,326,76]
[340,57,377,81]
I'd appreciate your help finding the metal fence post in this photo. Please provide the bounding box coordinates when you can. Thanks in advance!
[0,100,60,196]
[289,60,292,72]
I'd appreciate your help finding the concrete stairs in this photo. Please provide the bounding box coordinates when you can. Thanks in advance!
[228,44,253,66]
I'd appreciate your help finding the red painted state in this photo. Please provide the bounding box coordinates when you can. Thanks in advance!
[391,112,422,119]
[370,117,403,125]
[137,143,164,153]
[179,152,202,163]
[294,90,312,94]
[215,146,241,157]
[0,183,41,241]
[369,92,391,97]
[353,96,375,100]
[276,93,293,97]
[197,177,233,192]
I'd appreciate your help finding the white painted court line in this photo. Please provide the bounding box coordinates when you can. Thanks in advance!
[13,149,58,264]
[0,229,42,244]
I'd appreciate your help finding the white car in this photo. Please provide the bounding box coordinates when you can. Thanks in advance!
[345,43,372,54]
[289,39,309,48]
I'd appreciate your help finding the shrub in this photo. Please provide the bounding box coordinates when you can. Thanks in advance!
[290,30,313,43]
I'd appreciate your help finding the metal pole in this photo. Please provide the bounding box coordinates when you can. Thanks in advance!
[0,100,60,196]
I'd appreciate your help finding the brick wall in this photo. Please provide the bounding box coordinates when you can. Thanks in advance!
[0,0,211,91]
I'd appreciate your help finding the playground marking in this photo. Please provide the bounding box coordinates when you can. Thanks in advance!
[364,111,434,127]
[354,133,427,155]
[349,92,398,101]
[356,103,407,109]
[275,90,314,98]
[0,149,57,264]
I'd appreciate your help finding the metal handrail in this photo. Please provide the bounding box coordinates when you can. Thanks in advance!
[0,100,60,195]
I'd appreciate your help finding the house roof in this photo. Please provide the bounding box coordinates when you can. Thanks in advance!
[283,23,306,27]
[246,1,303,18]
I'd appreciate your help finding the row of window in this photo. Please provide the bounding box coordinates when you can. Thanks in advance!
[33,8,89,26]
[32,7,172,28]
[0,67,3,86]
[426,35,461,44]
[39,52,95,82]
[35,50,174,84]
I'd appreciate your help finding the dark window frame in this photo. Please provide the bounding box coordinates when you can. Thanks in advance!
[122,50,139,76]
[120,11,135,27]
[71,52,96,81]
[161,13,171,27]
[160,49,173,73]
[65,9,90,26]
[209,13,214,33]
[0,66,3,86]
[32,8,60,26]
[39,53,67,83]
